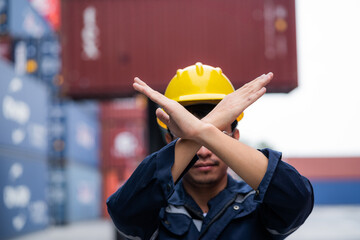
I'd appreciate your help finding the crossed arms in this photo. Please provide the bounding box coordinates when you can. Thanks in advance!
[133,73,273,189]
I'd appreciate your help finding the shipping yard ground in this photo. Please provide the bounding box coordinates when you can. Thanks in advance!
[12,205,360,240]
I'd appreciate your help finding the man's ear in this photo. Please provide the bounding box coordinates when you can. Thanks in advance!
[233,128,240,140]
[165,132,173,144]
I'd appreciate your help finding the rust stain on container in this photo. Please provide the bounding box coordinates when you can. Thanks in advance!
[61,0,297,98]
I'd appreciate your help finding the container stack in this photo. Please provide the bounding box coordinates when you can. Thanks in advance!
[48,100,101,224]
[99,97,148,217]
[1,0,104,238]
[0,60,49,239]
[285,157,360,204]
[0,0,57,238]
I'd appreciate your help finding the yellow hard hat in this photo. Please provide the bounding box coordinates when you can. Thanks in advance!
[157,62,244,129]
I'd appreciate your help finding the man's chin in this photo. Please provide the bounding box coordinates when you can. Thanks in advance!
[190,177,219,186]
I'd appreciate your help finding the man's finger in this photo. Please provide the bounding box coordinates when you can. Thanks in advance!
[156,108,170,126]
[133,77,173,110]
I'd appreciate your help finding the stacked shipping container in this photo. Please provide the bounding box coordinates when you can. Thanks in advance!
[61,0,298,98]
[0,59,49,239]
[1,1,104,238]
[0,0,61,238]
[285,157,360,204]
[48,100,102,224]
[100,96,148,217]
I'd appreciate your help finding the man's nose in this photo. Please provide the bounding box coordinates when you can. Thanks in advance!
[197,146,212,159]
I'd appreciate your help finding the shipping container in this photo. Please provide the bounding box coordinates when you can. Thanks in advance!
[0,154,49,239]
[101,166,135,218]
[61,0,298,99]
[12,38,40,77]
[11,36,62,89]
[7,0,54,38]
[29,0,61,31]
[0,0,8,34]
[285,156,360,204]
[100,97,148,168]
[66,163,101,222]
[64,101,100,166]
[284,157,360,180]
[311,180,360,205]
[48,100,100,166]
[48,98,67,161]
[0,59,49,157]
[38,36,62,84]
[49,162,102,224]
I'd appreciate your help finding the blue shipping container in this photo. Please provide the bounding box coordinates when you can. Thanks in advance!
[38,36,61,83]
[12,36,61,86]
[0,154,49,239]
[66,163,101,222]
[0,0,8,33]
[64,102,100,166]
[8,0,53,38]
[312,180,360,205]
[0,59,49,157]
[12,38,40,77]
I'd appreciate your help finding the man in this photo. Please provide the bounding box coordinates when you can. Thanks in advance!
[107,63,314,239]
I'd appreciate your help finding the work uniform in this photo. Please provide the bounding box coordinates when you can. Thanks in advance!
[107,140,314,240]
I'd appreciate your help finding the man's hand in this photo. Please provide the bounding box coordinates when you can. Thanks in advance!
[203,73,273,130]
[133,72,273,137]
[133,77,204,140]
[133,73,273,186]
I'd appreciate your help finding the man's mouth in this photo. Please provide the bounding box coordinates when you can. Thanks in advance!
[193,161,218,171]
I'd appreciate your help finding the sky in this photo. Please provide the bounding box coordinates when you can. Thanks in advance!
[240,0,360,157]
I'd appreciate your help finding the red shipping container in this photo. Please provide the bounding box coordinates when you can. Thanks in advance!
[61,0,297,98]
[102,168,121,218]
[100,97,148,168]
[101,163,138,218]
[284,157,360,180]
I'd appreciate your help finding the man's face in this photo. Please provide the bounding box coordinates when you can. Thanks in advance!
[164,104,239,188]
[182,124,235,188]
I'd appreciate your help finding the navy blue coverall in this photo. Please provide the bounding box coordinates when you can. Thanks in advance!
[107,140,314,239]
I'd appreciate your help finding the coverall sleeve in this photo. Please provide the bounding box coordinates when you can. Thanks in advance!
[106,140,177,240]
[255,148,314,239]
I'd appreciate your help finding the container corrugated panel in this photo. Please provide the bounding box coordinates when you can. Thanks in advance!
[64,101,100,166]
[0,59,49,157]
[285,157,360,204]
[65,163,102,222]
[61,0,297,98]
[0,154,49,239]
[100,98,148,168]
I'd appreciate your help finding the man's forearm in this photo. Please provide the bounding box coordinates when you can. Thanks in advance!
[197,124,268,189]
[172,139,201,182]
